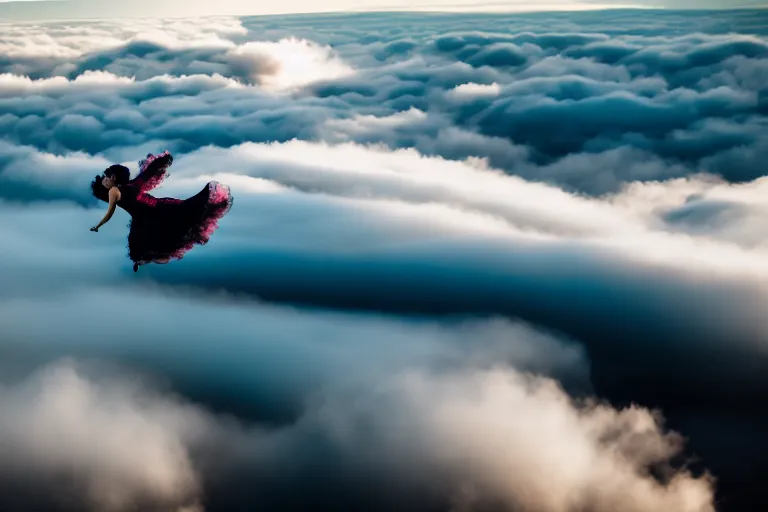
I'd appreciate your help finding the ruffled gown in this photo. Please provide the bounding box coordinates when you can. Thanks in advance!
[107,151,233,267]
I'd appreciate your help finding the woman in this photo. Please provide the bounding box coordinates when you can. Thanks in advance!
[90,151,233,272]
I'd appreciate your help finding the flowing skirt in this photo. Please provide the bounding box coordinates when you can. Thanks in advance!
[127,181,233,265]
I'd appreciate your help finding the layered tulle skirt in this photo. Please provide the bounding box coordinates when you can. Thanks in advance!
[127,181,233,265]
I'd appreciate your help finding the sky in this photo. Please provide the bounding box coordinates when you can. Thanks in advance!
[0,0,765,21]
[0,6,767,512]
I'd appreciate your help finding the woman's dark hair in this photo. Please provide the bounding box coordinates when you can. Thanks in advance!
[90,164,131,202]
[105,164,131,185]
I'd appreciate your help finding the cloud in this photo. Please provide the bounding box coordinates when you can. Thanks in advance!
[228,38,355,91]
[0,348,714,512]
[0,360,206,512]
[446,81,502,99]
[2,134,768,398]
[0,12,766,195]
[1,137,767,512]
[0,9,767,512]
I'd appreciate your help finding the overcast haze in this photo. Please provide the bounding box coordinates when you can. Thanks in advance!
[0,6,767,512]
[0,0,765,21]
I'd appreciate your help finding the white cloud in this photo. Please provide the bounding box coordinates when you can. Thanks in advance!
[0,360,206,512]
[226,37,355,91]
[163,140,768,278]
[0,346,714,512]
[0,10,766,511]
[447,81,502,99]
[322,367,715,512]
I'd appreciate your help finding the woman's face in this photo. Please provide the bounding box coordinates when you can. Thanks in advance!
[102,173,115,188]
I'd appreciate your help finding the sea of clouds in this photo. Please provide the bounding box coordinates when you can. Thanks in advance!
[0,9,766,512]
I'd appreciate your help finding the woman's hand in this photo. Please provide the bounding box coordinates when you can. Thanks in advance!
[91,187,119,233]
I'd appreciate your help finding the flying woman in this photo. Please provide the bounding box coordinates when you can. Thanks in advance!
[90,151,233,272]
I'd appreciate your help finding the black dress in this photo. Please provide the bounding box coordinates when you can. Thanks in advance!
[96,151,233,266]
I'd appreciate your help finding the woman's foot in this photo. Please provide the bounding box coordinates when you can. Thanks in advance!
[133,262,139,272]
[155,258,170,264]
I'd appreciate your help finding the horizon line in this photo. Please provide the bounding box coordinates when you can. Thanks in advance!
[0,3,766,24]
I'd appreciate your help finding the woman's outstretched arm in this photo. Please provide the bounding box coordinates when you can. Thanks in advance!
[91,187,120,232]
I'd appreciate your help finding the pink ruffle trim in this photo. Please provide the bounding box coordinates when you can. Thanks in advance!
[136,150,172,193]
[162,181,233,263]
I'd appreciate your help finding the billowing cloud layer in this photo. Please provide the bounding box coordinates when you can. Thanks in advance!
[0,322,714,512]
[1,10,767,195]
[0,9,767,512]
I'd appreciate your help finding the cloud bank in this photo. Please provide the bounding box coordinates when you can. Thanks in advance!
[0,11,767,194]
[0,9,766,512]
